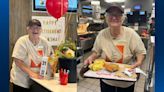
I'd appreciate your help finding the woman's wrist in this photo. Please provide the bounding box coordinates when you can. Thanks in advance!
[131,61,142,69]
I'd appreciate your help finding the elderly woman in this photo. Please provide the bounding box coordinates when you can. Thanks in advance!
[10,19,53,92]
[84,4,146,92]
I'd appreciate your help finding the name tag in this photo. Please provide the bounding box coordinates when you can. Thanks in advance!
[40,56,48,77]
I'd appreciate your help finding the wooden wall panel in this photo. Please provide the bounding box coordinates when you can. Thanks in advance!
[10,0,31,44]
[10,1,32,91]
[65,13,78,42]
[10,0,32,69]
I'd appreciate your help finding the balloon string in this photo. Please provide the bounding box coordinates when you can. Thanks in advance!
[61,0,63,18]
[61,0,67,41]
[65,0,68,40]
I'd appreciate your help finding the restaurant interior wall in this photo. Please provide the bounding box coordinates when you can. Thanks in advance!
[10,0,32,69]
[10,1,32,92]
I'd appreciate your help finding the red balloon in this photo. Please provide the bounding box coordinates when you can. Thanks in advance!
[46,0,68,19]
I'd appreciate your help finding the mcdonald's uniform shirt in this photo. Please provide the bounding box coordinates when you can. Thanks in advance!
[92,26,146,88]
[10,35,53,88]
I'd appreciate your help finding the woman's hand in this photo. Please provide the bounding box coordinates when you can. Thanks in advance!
[84,52,98,65]
[29,71,43,79]
[127,68,136,73]
[14,58,44,79]
[84,56,94,65]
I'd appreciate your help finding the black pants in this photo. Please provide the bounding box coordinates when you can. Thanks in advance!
[100,80,134,92]
[12,83,30,92]
[12,82,51,92]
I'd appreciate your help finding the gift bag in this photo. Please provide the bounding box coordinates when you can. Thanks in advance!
[59,58,77,83]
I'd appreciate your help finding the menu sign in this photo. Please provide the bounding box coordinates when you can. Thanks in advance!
[32,16,65,46]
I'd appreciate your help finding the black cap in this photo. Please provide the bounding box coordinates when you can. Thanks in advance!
[27,19,41,27]
[106,3,124,14]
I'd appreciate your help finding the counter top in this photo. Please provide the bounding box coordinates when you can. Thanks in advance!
[78,31,98,36]
[31,73,77,92]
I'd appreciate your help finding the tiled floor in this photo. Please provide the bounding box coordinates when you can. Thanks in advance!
[77,78,100,92]
[77,46,154,92]
[77,52,101,92]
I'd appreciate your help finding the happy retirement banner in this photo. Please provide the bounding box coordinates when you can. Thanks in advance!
[32,16,65,46]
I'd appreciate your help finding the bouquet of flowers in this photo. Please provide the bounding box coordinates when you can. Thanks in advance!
[55,39,77,59]
[48,54,58,74]
[55,39,77,83]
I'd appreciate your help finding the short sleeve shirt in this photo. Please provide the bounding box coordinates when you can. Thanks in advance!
[10,35,53,88]
[92,26,146,88]
[92,26,146,64]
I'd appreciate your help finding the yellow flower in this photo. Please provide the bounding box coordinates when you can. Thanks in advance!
[65,48,75,58]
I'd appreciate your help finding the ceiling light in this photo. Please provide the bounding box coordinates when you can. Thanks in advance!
[91,1,100,5]
[121,5,125,8]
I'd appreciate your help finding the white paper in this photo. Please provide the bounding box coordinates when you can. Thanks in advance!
[151,36,155,44]
[123,69,132,77]
[135,68,147,77]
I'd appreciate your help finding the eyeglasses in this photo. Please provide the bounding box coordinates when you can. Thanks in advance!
[106,14,122,20]
[30,26,41,31]
[106,12,122,16]
[110,14,122,17]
